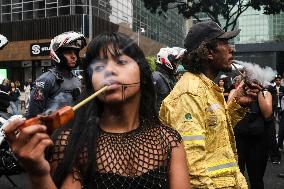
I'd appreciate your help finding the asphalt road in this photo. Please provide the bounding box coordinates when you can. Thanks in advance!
[1,154,284,189]
[1,108,284,188]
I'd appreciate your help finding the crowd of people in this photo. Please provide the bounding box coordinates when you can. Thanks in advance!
[0,20,284,189]
[0,78,32,115]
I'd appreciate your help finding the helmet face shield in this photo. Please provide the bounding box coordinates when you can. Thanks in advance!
[62,38,85,49]
[0,34,8,50]
[50,31,86,63]
[156,47,186,70]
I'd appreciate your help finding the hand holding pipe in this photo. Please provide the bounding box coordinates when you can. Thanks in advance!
[229,63,263,105]
[20,86,108,135]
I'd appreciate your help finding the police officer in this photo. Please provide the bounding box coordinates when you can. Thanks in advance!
[26,31,86,118]
[152,47,186,112]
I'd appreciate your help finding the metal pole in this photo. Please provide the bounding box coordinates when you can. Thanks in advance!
[89,0,92,40]
[138,28,140,46]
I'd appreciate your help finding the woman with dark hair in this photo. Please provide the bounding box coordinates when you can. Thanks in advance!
[218,78,229,101]
[4,33,190,189]
[9,82,20,115]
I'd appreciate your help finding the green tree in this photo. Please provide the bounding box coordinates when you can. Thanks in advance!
[142,0,284,31]
[146,56,157,72]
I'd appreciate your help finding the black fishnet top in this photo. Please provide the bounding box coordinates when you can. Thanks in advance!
[49,123,182,189]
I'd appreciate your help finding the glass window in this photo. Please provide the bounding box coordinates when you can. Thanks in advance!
[12,0,21,3]
[75,5,85,14]
[46,3,57,8]
[12,12,22,21]
[75,0,84,5]
[46,8,57,17]
[2,0,11,4]
[23,10,33,19]
[59,7,70,15]
[35,9,45,18]
[23,2,33,11]
[59,0,71,6]
[2,14,11,22]
[2,5,11,13]
[34,0,45,9]
[46,0,57,3]
[12,3,22,9]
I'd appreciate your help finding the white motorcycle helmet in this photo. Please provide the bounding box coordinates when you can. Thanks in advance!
[156,47,186,70]
[0,34,8,50]
[50,31,86,64]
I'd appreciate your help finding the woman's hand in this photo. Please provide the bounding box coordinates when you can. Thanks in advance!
[3,118,53,177]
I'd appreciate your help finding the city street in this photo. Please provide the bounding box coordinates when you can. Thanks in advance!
[1,1,284,188]
[1,154,284,188]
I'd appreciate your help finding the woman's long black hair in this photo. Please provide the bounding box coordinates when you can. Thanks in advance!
[49,32,159,188]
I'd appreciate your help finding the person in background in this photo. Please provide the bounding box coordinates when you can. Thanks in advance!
[3,32,190,189]
[271,75,284,121]
[24,81,31,109]
[9,82,20,115]
[218,77,229,101]
[267,76,283,164]
[232,87,273,189]
[26,31,86,118]
[152,47,186,113]
[280,72,284,87]
[0,91,11,121]
[15,80,21,90]
[0,79,11,93]
[175,64,186,81]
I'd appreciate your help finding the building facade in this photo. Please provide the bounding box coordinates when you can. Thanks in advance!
[0,0,185,47]
[0,0,185,85]
[236,8,284,44]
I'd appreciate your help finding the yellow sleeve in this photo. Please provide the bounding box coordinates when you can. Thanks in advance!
[227,99,246,127]
[160,92,215,189]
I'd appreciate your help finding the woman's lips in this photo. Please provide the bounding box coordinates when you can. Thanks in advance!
[104,80,122,90]
[107,83,121,90]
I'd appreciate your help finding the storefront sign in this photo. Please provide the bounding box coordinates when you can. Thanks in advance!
[30,43,50,56]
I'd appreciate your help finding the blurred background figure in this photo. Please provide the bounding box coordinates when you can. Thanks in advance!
[271,75,284,123]
[9,82,20,115]
[218,74,230,101]
[0,90,11,120]
[0,79,11,93]
[233,87,273,189]
[175,64,186,81]
[152,47,186,113]
[24,81,31,109]
[228,75,242,101]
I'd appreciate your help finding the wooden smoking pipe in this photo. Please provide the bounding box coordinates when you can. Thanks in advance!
[20,86,108,135]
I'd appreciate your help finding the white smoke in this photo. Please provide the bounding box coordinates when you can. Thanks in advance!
[233,60,277,86]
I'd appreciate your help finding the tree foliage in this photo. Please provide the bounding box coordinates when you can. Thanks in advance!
[142,0,284,31]
[146,56,157,72]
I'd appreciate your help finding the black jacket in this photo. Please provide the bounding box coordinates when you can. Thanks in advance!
[152,65,176,113]
[26,67,81,118]
[268,85,284,110]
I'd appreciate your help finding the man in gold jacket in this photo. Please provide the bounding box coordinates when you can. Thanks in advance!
[159,21,262,188]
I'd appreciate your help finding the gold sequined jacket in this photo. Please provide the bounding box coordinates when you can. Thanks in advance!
[159,72,248,189]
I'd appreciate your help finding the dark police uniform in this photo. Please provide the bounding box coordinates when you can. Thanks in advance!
[26,67,81,118]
